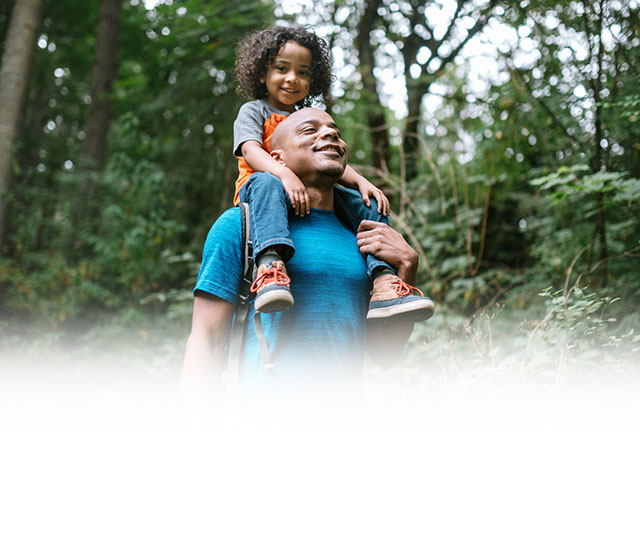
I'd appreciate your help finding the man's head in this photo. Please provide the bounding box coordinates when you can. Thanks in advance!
[271,108,347,185]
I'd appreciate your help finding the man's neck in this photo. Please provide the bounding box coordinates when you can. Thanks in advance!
[305,182,335,211]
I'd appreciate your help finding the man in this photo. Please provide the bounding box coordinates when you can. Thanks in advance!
[183,108,427,410]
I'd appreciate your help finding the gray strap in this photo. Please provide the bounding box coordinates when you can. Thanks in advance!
[254,311,274,369]
[227,301,248,385]
[226,203,252,385]
[229,202,273,373]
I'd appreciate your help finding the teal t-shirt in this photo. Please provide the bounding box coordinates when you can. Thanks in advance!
[194,207,371,386]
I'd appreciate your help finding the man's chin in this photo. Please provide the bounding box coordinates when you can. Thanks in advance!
[318,164,346,179]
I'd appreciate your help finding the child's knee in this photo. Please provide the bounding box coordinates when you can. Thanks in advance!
[251,172,285,192]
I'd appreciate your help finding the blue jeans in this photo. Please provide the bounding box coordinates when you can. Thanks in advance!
[333,185,394,277]
[238,172,394,277]
[238,172,296,262]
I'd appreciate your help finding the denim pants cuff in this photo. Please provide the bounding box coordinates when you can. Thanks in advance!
[254,238,295,263]
[367,259,395,280]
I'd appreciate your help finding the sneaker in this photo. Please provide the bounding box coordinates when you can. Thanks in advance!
[250,260,294,313]
[367,274,435,322]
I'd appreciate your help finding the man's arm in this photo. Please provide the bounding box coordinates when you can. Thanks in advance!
[356,220,420,365]
[182,291,235,420]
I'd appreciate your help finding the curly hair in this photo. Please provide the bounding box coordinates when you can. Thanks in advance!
[234,25,333,108]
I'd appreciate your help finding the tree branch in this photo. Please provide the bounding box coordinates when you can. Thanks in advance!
[502,55,586,148]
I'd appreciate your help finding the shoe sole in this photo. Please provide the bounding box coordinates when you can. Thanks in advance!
[255,290,294,313]
[367,299,435,322]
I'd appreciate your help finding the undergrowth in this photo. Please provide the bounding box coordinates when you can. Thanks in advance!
[2,284,637,391]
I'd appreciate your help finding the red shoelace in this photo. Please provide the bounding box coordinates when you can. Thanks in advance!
[392,279,425,297]
[250,266,291,293]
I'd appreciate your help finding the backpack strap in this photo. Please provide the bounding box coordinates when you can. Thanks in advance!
[238,202,254,305]
[228,203,272,377]
[226,203,252,385]
[253,311,274,369]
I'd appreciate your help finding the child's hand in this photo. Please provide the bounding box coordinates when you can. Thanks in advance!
[280,168,310,216]
[357,178,390,216]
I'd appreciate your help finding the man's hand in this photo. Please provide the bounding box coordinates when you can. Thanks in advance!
[280,168,310,216]
[356,220,418,284]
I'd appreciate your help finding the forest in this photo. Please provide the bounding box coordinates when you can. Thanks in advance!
[1,0,638,384]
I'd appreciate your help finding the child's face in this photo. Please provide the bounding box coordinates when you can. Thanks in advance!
[260,41,312,112]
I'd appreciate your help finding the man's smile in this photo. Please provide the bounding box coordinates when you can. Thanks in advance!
[314,143,344,156]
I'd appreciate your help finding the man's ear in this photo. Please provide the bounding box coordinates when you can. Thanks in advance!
[270,149,285,164]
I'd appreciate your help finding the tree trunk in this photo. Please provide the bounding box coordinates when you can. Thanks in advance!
[356,0,390,176]
[400,0,498,181]
[0,0,44,250]
[590,0,607,285]
[403,78,429,181]
[401,21,429,181]
[74,0,123,234]
[81,0,123,170]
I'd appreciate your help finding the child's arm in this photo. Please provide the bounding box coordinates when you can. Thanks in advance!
[242,141,310,216]
[339,165,390,216]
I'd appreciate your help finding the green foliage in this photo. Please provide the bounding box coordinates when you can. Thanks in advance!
[110,0,275,230]
[376,0,640,321]
[533,286,640,366]
[0,143,191,321]
[0,0,273,324]
[1,0,638,363]
[526,165,640,304]
[539,286,619,342]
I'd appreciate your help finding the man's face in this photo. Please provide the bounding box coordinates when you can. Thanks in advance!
[273,109,348,183]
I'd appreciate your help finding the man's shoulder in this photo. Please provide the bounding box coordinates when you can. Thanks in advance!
[217,205,241,222]
[196,207,244,303]
[204,207,242,245]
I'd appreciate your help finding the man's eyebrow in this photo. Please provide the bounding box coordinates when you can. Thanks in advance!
[295,120,318,130]
[296,119,341,131]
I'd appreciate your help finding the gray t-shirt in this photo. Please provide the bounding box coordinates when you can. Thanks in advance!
[233,99,291,156]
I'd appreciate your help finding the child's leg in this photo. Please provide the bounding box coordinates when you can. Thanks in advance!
[333,185,394,279]
[239,172,295,263]
[333,185,435,323]
[239,172,295,313]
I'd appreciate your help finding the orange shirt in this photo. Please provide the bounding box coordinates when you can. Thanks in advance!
[234,112,288,205]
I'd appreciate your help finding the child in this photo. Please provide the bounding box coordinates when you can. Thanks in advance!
[233,25,434,322]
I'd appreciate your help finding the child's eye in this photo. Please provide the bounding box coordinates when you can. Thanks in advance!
[276,66,286,72]
[299,71,309,77]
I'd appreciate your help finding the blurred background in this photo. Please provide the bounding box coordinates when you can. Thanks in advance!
[1,0,638,384]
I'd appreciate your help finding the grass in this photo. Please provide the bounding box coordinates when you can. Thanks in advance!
[2,291,638,402]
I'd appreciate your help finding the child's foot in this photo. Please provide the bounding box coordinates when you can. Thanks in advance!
[250,260,294,313]
[367,274,435,322]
